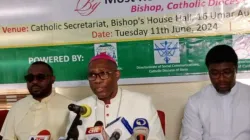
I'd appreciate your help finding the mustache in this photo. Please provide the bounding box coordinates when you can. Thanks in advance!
[95,87,105,89]
[31,85,41,88]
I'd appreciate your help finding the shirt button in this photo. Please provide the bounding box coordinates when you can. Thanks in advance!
[106,113,109,117]
[106,105,109,108]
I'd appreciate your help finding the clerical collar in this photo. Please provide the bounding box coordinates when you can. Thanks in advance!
[95,88,123,126]
[216,82,238,96]
[96,88,122,105]
[30,90,56,105]
[28,90,55,111]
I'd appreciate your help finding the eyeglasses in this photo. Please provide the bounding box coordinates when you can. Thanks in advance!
[87,71,116,81]
[24,74,50,83]
[209,69,235,79]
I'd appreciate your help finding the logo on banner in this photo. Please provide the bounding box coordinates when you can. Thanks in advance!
[75,0,101,16]
[233,34,250,59]
[94,43,118,64]
[153,39,180,64]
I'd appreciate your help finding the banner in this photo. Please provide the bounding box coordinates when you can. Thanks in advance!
[0,0,250,88]
[0,35,250,89]
[1,0,250,47]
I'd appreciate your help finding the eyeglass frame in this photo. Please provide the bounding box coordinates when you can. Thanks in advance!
[24,73,52,83]
[208,68,236,79]
[87,70,117,81]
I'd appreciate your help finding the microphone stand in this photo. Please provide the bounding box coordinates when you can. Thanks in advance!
[66,113,82,140]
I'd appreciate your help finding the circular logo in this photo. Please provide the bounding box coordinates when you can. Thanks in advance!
[136,119,146,126]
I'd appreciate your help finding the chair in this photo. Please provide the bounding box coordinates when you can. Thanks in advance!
[157,110,166,135]
[0,110,9,131]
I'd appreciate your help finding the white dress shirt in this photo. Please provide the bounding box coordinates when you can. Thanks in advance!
[66,88,165,140]
[181,82,250,140]
[0,91,73,140]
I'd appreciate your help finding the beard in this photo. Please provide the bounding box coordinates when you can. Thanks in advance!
[29,85,52,99]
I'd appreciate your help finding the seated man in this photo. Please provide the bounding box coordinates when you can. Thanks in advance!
[0,61,73,140]
[181,45,250,140]
[66,53,165,140]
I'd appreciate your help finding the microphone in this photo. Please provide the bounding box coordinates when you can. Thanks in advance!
[28,130,50,140]
[67,104,91,140]
[132,118,149,140]
[94,120,104,127]
[68,104,92,118]
[85,121,109,140]
[105,117,133,140]
[109,129,122,140]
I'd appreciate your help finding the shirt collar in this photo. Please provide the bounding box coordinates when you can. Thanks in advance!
[96,87,122,105]
[229,82,238,96]
[29,90,56,106]
[215,82,238,96]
